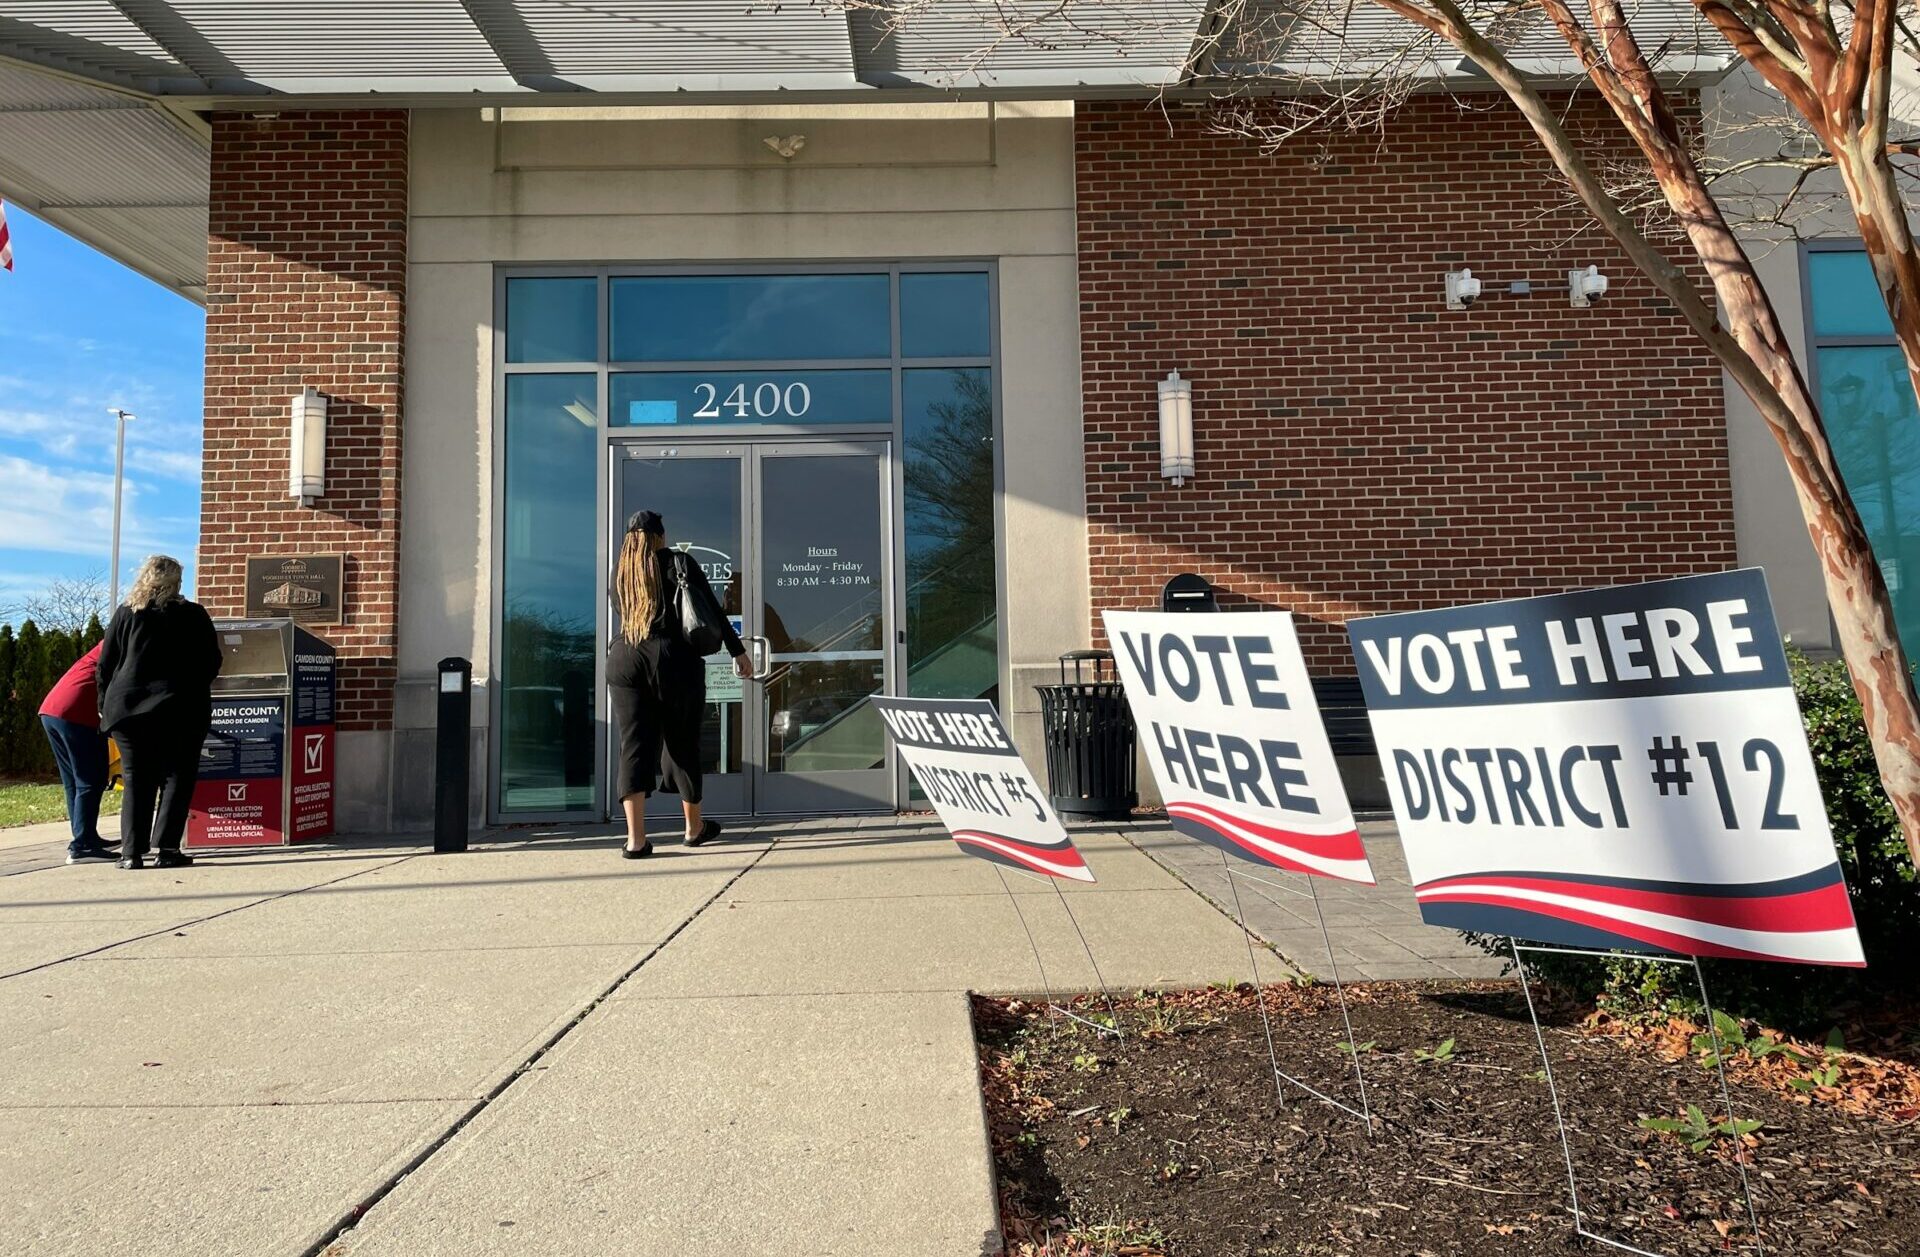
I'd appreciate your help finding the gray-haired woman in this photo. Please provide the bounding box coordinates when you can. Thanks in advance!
[95,556,222,869]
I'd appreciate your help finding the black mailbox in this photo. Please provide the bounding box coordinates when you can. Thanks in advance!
[1161,573,1218,613]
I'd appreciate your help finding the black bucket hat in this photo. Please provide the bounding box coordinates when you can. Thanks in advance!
[626,510,665,536]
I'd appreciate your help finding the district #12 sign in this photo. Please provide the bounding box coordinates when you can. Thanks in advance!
[1347,568,1864,967]
[1103,609,1375,885]
[871,696,1095,883]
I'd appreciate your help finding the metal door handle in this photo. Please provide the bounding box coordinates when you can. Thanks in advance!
[742,635,770,678]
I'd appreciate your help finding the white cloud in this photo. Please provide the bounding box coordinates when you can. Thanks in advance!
[0,405,200,481]
[0,454,187,562]
[127,447,200,481]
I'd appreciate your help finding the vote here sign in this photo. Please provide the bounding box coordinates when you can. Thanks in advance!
[1348,569,1863,966]
[1103,610,1374,884]
[873,696,1095,883]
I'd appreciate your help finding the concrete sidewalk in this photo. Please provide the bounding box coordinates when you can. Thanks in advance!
[0,819,1259,1257]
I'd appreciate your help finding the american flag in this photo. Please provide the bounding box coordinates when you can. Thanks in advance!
[0,197,11,272]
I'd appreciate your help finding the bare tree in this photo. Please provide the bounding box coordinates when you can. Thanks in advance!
[833,0,1920,862]
[4,570,110,636]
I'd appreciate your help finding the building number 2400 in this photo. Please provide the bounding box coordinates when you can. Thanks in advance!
[692,381,812,420]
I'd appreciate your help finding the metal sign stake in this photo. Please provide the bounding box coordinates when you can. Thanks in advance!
[1509,938,1765,1256]
[1220,848,1291,1108]
[1049,877,1125,1040]
[995,863,1062,1031]
[1308,875,1374,1129]
[1692,956,1766,1250]
[1218,861,1376,1124]
[994,864,1117,1038]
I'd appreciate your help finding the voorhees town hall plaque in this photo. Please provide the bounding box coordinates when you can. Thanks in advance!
[244,555,343,626]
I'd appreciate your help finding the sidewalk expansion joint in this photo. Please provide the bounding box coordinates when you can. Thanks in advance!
[299,839,782,1257]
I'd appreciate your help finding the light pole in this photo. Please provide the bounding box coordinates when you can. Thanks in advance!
[107,408,133,609]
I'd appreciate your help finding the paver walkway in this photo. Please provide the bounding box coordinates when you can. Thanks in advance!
[0,818,1259,1257]
[1124,819,1509,981]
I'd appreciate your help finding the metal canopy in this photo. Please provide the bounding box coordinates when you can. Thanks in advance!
[0,0,1731,302]
[0,0,1726,100]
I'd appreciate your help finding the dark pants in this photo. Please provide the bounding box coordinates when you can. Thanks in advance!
[608,637,708,803]
[41,715,109,853]
[111,712,208,857]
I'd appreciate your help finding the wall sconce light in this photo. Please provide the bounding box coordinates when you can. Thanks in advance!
[1159,370,1195,487]
[290,385,327,506]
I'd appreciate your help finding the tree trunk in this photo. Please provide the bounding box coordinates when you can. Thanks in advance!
[1655,167,1920,876]
[1410,0,1920,867]
[1827,133,1920,421]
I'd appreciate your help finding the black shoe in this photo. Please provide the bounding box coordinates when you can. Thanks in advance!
[621,841,654,860]
[67,844,117,865]
[154,850,194,869]
[684,819,722,848]
[117,855,145,870]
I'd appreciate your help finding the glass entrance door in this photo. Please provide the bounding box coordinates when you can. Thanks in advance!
[612,440,895,816]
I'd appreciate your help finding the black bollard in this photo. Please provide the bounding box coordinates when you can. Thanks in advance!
[434,657,472,853]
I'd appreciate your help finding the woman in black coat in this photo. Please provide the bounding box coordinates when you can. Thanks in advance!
[96,555,222,869]
[609,510,753,858]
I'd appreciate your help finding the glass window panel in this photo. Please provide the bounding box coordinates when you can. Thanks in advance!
[1822,345,1920,656]
[1808,251,1896,339]
[901,272,991,358]
[499,374,599,812]
[611,274,890,362]
[903,368,998,704]
[611,370,891,427]
[505,277,598,363]
[759,454,888,773]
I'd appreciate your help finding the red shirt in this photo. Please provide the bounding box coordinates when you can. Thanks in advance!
[38,643,103,727]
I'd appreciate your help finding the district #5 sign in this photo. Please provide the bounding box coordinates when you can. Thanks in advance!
[872,696,1095,883]
[1104,609,1375,885]
[1348,568,1864,967]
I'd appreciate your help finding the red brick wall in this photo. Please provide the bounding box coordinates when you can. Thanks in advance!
[201,111,407,730]
[1077,98,1736,668]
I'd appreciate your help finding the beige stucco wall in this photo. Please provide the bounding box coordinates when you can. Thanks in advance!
[398,102,1087,820]
[1705,65,1920,653]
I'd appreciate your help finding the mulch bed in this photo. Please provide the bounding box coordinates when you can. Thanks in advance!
[975,982,1920,1256]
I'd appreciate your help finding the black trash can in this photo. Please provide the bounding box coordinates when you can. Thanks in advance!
[1036,650,1138,820]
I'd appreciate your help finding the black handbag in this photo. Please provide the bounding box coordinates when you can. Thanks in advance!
[672,552,727,656]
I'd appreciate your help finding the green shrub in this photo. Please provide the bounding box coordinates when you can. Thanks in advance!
[1466,647,1920,1032]
[0,618,104,780]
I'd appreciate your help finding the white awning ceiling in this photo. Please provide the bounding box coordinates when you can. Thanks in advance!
[0,0,1733,303]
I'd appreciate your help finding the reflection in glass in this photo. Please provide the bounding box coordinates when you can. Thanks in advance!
[619,456,744,777]
[611,370,891,427]
[611,275,890,363]
[901,272,991,358]
[500,375,598,812]
[1821,345,1920,655]
[759,455,887,772]
[506,277,598,363]
[904,369,998,704]
[1808,252,1895,338]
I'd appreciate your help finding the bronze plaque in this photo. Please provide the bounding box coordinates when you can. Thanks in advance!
[244,555,343,625]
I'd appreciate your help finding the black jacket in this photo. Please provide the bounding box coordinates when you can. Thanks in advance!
[96,599,223,733]
[610,549,746,658]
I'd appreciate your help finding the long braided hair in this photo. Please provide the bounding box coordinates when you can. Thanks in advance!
[614,527,667,646]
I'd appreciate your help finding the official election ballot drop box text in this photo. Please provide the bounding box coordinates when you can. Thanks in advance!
[186,619,338,849]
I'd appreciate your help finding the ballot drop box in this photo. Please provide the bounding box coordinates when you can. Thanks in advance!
[186,620,337,849]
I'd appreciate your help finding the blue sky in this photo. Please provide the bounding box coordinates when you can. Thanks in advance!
[0,204,203,616]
